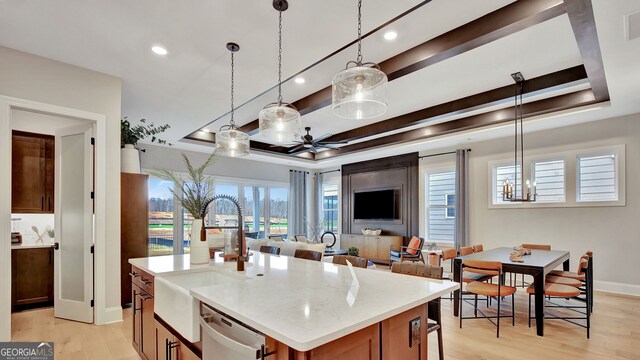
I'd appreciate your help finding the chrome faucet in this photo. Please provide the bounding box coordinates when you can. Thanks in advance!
[200,194,248,271]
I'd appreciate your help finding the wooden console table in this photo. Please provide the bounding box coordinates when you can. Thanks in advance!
[340,234,403,264]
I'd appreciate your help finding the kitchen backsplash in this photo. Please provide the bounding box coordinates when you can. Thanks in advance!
[11,213,55,241]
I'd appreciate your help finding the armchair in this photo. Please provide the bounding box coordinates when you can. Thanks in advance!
[389,236,425,264]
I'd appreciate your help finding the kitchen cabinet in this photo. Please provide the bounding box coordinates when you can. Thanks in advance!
[11,247,54,310]
[131,266,155,360]
[155,319,200,360]
[11,131,55,214]
[121,173,149,306]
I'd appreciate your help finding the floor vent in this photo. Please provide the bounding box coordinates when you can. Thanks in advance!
[626,10,640,40]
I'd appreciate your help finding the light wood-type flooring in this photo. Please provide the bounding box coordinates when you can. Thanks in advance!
[11,291,639,359]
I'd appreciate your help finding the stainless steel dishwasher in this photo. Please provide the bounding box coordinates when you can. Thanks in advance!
[200,303,268,360]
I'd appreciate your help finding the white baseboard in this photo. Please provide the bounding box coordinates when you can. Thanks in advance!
[96,305,123,325]
[594,280,640,297]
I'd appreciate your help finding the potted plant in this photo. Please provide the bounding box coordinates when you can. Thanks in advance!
[121,117,171,173]
[348,247,360,257]
[150,151,217,264]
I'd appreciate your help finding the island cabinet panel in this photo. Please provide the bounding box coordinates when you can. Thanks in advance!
[155,318,201,360]
[381,304,428,360]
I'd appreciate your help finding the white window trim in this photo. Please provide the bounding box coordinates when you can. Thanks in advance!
[489,161,524,207]
[488,144,625,209]
[425,169,456,244]
[576,150,620,203]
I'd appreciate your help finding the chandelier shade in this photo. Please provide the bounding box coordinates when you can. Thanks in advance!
[332,64,388,119]
[258,102,301,144]
[216,127,250,157]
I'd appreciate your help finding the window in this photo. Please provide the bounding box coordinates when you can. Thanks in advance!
[426,171,455,242]
[577,153,617,202]
[269,187,289,237]
[532,159,565,202]
[148,179,175,256]
[493,164,522,204]
[322,184,339,233]
[244,186,265,237]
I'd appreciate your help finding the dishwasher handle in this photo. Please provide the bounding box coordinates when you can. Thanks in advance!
[200,316,262,359]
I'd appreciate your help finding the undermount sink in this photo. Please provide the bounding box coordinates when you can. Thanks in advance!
[154,270,247,342]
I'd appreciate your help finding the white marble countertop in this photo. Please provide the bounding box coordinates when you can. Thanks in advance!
[11,238,55,249]
[130,253,457,352]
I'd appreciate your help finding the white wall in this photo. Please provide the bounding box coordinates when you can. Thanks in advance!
[141,144,294,184]
[0,45,122,338]
[419,114,640,295]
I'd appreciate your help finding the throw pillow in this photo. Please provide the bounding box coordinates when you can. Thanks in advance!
[407,236,421,255]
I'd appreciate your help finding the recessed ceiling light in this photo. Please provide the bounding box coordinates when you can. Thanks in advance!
[294,77,306,84]
[383,31,398,41]
[151,46,168,55]
[201,128,211,133]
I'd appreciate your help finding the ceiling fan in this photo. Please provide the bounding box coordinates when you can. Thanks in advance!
[287,127,348,154]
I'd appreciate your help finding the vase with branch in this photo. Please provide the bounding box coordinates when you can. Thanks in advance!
[120,117,171,173]
[149,151,216,264]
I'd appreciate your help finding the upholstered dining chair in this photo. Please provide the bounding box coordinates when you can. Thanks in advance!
[389,236,425,264]
[294,249,322,261]
[332,255,368,268]
[459,259,517,338]
[458,246,474,256]
[472,244,484,253]
[259,246,280,255]
[391,262,445,360]
[517,244,552,287]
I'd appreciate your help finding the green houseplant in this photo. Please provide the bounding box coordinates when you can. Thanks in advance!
[120,117,171,173]
[348,247,360,257]
[149,151,217,264]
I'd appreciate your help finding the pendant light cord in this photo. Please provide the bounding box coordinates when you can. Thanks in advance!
[230,50,236,127]
[277,10,283,105]
[356,0,363,65]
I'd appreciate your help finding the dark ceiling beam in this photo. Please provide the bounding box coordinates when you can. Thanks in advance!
[314,89,598,160]
[563,0,610,102]
[320,65,588,143]
[236,0,566,136]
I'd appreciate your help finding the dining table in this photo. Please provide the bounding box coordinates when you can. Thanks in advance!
[453,247,570,336]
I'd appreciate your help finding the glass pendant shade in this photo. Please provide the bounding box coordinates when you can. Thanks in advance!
[258,103,301,144]
[216,128,250,157]
[332,65,388,119]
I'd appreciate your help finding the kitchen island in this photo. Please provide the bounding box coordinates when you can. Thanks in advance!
[130,252,457,359]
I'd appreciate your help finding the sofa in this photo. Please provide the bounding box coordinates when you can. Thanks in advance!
[246,237,326,258]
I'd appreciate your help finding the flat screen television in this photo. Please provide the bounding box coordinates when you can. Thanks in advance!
[353,189,396,220]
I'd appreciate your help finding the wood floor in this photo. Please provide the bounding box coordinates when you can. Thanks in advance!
[11,291,639,359]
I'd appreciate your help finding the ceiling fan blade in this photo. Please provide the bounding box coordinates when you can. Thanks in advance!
[312,133,333,143]
[319,144,342,150]
[310,146,319,154]
[316,140,349,145]
[287,144,307,153]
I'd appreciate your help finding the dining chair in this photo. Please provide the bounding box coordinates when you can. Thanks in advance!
[472,244,484,253]
[294,249,322,261]
[527,257,591,338]
[459,259,516,338]
[332,255,368,268]
[440,248,458,301]
[458,246,474,256]
[259,246,280,255]
[549,252,594,313]
[391,262,445,360]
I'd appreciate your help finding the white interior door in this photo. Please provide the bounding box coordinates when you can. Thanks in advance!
[54,124,94,323]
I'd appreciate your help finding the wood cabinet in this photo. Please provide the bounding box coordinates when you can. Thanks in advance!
[269,303,428,359]
[155,318,200,360]
[131,266,154,360]
[340,234,403,263]
[11,247,54,310]
[121,173,149,306]
[11,131,55,213]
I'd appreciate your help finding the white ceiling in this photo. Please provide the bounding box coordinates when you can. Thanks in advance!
[1,0,639,169]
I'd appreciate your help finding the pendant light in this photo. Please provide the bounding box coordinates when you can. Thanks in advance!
[258,0,302,144]
[502,72,536,202]
[216,42,250,157]
[332,0,388,120]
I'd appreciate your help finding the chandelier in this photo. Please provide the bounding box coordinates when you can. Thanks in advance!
[216,42,250,157]
[332,0,388,120]
[502,72,536,202]
[258,0,302,144]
